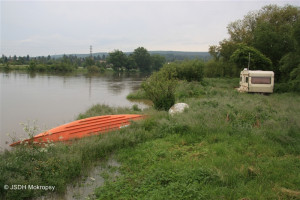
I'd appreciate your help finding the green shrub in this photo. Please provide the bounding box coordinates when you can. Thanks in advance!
[132,104,141,111]
[204,60,239,78]
[87,65,100,73]
[274,81,300,93]
[142,65,177,110]
[175,60,204,82]
[48,63,74,72]
[99,66,106,72]
[27,61,37,71]
[126,89,147,100]
[36,64,47,72]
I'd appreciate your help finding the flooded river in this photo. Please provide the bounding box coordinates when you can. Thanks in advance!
[0,71,148,150]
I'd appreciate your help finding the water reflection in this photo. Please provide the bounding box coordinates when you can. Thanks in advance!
[107,82,126,95]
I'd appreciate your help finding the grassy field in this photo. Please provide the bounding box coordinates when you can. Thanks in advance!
[97,79,300,199]
[0,78,299,199]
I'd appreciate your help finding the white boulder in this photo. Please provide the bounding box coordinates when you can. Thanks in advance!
[168,103,189,115]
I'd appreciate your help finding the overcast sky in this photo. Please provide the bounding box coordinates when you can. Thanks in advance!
[1,0,299,56]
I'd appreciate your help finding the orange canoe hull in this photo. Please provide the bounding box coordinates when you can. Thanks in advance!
[10,114,144,147]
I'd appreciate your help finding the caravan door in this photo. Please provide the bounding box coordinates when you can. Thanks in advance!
[239,70,249,92]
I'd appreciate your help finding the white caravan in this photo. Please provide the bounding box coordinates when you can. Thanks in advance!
[238,68,274,93]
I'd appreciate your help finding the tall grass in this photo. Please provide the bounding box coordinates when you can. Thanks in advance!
[95,78,300,200]
[1,78,299,199]
[0,105,166,199]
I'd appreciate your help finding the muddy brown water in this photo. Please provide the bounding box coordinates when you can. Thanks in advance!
[0,71,149,150]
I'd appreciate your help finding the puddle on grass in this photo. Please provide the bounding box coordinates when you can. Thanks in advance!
[36,157,120,200]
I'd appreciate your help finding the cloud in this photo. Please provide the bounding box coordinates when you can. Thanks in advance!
[2,1,299,56]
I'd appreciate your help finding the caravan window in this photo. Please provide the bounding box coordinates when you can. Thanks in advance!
[251,77,271,84]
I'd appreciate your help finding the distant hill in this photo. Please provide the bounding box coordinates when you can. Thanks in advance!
[149,51,211,61]
[51,52,108,59]
[51,51,211,61]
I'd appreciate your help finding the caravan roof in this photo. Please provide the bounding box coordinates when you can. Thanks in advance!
[241,69,274,76]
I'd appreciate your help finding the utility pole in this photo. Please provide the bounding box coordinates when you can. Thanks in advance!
[247,52,251,70]
[90,45,93,58]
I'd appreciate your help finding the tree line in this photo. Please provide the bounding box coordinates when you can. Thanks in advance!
[1,47,166,73]
[208,4,300,92]
[0,54,107,72]
[107,47,165,72]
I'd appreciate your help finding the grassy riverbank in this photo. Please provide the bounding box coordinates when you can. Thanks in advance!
[1,79,299,199]
[98,79,300,199]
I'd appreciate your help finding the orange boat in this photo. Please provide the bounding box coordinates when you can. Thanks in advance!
[10,114,144,147]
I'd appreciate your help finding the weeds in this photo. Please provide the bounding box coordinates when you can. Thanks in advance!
[1,78,299,200]
[95,78,300,200]
[126,89,147,100]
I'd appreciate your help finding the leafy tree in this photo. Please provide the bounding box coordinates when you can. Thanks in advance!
[175,60,204,82]
[218,39,239,62]
[208,45,221,61]
[294,20,300,47]
[125,55,137,71]
[279,52,300,82]
[227,5,299,45]
[227,12,257,45]
[208,4,300,91]
[150,54,166,71]
[28,60,37,71]
[253,22,296,75]
[17,56,25,65]
[2,55,8,63]
[132,47,151,72]
[230,44,272,70]
[214,5,299,75]
[84,57,95,67]
[107,50,128,71]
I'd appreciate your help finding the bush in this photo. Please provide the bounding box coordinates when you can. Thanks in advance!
[204,60,239,78]
[140,60,205,110]
[126,89,147,100]
[48,63,74,72]
[142,65,178,110]
[28,61,37,71]
[204,60,224,77]
[174,60,204,82]
[274,80,300,93]
[36,64,47,72]
[87,65,100,73]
